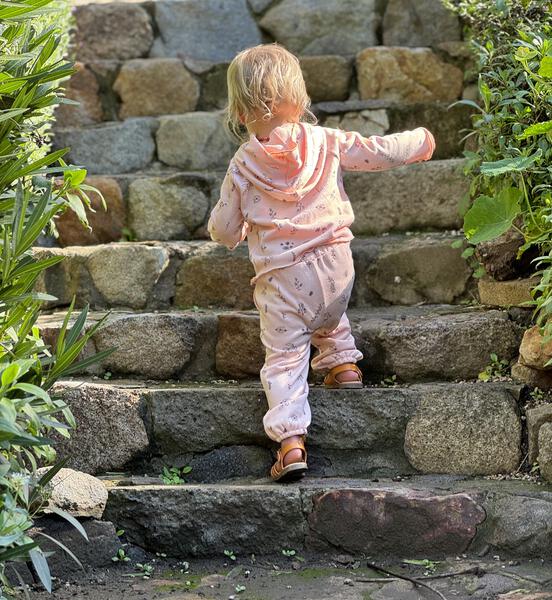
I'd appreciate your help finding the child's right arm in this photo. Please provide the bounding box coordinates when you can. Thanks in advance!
[207,167,248,250]
[336,127,435,172]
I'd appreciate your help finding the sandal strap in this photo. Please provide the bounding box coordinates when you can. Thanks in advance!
[271,437,307,477]
[280,436,306,462]
[324,363,362,385]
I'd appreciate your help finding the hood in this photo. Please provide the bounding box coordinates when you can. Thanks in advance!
[234,122,326,202]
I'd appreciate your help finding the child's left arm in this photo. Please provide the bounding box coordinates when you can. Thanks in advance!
[208,167,248,250]
[337,127,436,172]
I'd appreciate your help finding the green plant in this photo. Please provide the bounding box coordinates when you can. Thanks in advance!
[530,387,545,402]
[235,584,246,593]
[282,549,296,557]
[124,562,154,579]
[403,559,441,574]
[442,1,552,338]
[120,227,137,242]
[478,353,510,381]
[160,465,192,485]
[224,549,236,561]
[0,1,112,596]
[111,548,130,563]
[380,374,397,387]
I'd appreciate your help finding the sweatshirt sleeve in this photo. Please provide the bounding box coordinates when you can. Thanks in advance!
[208,167,248,250]
[337,127,435,172]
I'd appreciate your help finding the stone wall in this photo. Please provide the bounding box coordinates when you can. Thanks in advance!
[50,0,476,247]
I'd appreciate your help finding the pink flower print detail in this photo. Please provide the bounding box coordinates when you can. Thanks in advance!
[289,226,297,235]
[280,241,294,251]
[253,195,261,204]
[284,342,298,353]
[328,277,336,294]
[294,277,303,291]
[339,295,347,304]
[296,201,305,212]
[275,326,288,333]
[298,303,306,316]
[310,303,323,325]
[330,247,337,261]
[268,207,277,218]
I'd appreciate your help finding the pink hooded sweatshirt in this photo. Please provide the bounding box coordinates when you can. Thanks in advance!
[208,122,435,282]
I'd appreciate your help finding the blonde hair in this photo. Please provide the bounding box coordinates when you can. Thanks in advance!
[226,43,315,140]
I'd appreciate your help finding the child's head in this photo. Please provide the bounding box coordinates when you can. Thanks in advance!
[226,43,313,139]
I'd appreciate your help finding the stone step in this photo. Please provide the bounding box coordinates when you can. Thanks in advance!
[38,305,523,382]
[103,475,552,559]
[35,233,473,311]
[49,159,467,247]
[55,379,522,480]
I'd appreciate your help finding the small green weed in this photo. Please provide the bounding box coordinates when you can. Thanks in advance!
[224,549,237,561]
[478,353,509,381]
[161,465,192,485]
[530,387,545,403]
[124,563,154,579]
[381,374,397,387]
[282,548,305,562]
[403,558,440,574]
[120,227,137,242]
[112,548,130,563]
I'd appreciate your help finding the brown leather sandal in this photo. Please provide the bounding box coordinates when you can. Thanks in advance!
[271,436,308,483]
[324,363,363,389]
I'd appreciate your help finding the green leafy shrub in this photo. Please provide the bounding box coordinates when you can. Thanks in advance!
[0,1,111,596]
[443,0,552,335]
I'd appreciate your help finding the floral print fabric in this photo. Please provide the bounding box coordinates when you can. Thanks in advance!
[255,243,362,442]
[208,122,435,283]
[208,121,435,442]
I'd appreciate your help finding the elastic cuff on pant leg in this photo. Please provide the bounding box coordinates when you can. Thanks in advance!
[312,349,364,372]
[273,429,308,443]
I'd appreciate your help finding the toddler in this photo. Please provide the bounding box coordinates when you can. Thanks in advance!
[208,44,435,482]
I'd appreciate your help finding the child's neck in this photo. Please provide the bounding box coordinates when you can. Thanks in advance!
[248,115,294,141]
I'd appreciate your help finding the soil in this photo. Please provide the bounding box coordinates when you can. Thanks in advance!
[24,553,552,600]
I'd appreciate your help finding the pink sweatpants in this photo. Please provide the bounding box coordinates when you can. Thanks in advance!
[253,243,363,442]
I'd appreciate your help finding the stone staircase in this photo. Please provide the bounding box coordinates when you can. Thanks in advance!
[38,0,552,562]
